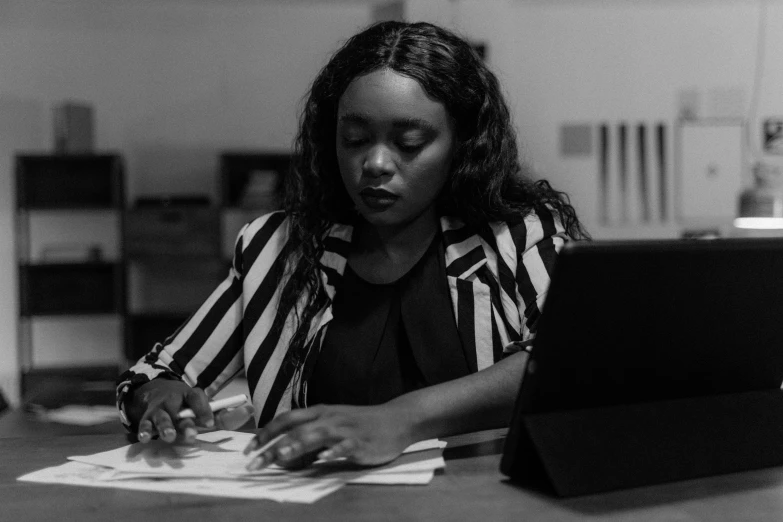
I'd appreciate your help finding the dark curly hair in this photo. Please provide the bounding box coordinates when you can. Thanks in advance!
[277,21,588,385]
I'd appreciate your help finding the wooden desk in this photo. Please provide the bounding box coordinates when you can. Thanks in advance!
[3,428,783,521]
[0,409,126,438]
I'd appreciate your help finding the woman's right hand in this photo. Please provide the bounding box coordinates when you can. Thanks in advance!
[126,379,212,444]
[126,379,253,444]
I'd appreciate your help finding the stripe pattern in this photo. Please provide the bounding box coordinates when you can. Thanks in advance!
[116,208,567,429]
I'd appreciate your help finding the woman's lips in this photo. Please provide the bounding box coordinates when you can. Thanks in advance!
[359,188,398,211]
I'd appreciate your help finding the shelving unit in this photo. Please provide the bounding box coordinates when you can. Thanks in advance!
[124,199,223,362]
[15,153,125,405]
[123,151,289,362]
[14,152,291,379]
[220,151,288,259]
[13,151,290,404]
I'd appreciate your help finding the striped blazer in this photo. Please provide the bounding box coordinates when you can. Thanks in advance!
[117,208,568,428]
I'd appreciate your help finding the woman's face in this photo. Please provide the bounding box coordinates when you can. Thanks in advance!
[336,68,455,229]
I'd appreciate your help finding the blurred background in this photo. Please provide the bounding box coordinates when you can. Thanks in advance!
[1,0,781,417]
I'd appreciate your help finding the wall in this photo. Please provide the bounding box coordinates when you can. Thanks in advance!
[412,0,783,238]
[0,99,43,407]
[0,0,371,406]
[3,0,782,405]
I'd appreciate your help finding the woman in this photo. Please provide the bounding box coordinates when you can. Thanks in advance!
[118,20,588,470]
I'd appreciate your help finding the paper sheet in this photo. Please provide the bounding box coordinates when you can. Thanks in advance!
[18,430,446,503]
[69,431,269,478]
[18,461,344,503]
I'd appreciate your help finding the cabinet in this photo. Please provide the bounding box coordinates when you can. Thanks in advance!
[15,154,125,404]
[124,199,224,362]
[219,151,288,259]
[123,151,288,362]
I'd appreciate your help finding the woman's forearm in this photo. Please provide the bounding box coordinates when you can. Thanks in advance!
[388,351,529,442]
[243,351,529,469]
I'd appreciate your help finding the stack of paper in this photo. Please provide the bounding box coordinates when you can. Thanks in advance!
[17,431,447,503]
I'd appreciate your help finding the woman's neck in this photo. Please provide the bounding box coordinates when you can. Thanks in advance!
[356,208,439,258]
[349,208,439,284]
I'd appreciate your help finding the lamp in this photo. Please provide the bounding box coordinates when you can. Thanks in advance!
[734,162,783,230]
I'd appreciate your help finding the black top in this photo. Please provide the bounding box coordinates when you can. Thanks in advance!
[307,232,471,406]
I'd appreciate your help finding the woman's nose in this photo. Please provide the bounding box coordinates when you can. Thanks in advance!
[362,145,395,177]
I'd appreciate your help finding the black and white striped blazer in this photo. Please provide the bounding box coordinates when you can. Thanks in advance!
[117,208,567,428]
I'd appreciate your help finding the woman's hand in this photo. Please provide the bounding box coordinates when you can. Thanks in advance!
[241,352,530,470]
[127,379,254,444]
[243,403,415,470]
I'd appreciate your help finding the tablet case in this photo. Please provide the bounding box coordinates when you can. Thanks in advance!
[500,238,783,497]
[501,389,783,497]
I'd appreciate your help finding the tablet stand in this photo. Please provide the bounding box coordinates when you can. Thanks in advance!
[501,389,783,497]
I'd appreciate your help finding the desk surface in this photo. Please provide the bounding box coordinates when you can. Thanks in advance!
[0,409,126,438]
[3,427,783,522]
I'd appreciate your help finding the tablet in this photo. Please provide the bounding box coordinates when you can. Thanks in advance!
[501,237,783,480]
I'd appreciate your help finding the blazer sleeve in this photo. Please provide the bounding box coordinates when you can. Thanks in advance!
[115,221,251,430]
[504,206,569,354]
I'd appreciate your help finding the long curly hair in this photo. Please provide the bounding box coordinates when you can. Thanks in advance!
[277,21,588,382]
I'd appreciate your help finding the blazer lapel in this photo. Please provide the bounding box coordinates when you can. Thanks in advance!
[441,217,496,372]
[313,218,499,378]
[318,222,353,300]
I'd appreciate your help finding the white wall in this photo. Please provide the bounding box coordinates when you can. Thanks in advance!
[416,0,783,237]
[4,0,783,405]
[0,99,43,407]
[0,0,371,406]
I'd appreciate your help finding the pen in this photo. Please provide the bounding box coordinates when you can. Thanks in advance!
[177,393,249,420]
[244,433,287,470]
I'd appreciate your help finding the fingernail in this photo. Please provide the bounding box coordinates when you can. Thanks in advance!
[138,431,150,443]
[163,428,176,440]
[184,427,198,440]
[246,454,266,471]
[317,449,333,461]
[277,445,292,459]
[205,419,214,428]
[243,439,258,455]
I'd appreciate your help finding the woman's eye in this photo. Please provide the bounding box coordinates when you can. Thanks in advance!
[396,137,427,153]
[340,136,368,148]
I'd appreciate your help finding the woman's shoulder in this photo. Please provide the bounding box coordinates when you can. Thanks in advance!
[442,208,565,254]
[240,210,290,239]
[235,210,313,250]
[238,211,350,254]
[503,207,564,249]
[227,211,291,274]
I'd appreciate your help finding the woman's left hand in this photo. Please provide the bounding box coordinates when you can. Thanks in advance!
[242,403,415,470]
